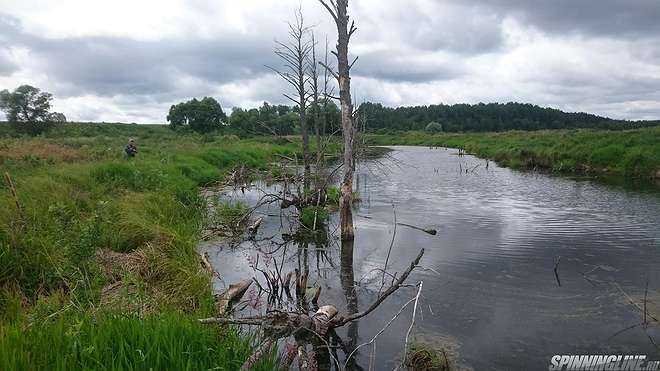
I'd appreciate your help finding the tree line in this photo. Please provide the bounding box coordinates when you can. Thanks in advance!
[358,101,660,133]
[166,98,341,136]
[4,84,658,138]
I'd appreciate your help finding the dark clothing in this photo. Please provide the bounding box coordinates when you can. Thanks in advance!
[125,144,138,157]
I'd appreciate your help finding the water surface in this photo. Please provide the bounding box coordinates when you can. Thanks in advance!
[201,146,660,370]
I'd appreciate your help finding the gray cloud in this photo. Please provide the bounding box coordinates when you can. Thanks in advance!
[1,0,660,122]
[0,53,17,76]
[354,2,505,54]
[355,50,463,82]
[459,0,660,38]
[1,15,278,98]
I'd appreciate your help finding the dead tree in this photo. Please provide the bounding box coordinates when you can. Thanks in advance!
[269,8,313,190]
[308,31,322,180]
[318,0,358,241]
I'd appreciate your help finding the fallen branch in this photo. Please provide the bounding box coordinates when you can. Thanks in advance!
[402,281,424,367]
[248,217,263,238]
[614,283,659,322]
[216,279,253,315]
[200,252,214,276]
[345,281,423,366]
[381,204,397,288]
[240,338,275,371]
[396,223,437,236]
[334,248,425,327]
[553,256,561,287]
[199,249,426,368]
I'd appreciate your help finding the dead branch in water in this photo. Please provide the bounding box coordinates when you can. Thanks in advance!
[215,279,253,315]
[334,248,425,327]
[380,203,397,292]
[200,252,214,276]
[247,217,263,238]
[240,338,275,371]
[345,281,423,367]
[396,222,437,236]
[614,283,659,322]
[553,256,561,287]
[199,249,425,368]
[402,281,424,368]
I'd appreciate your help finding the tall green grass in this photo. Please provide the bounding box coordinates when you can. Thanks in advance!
[367,127,660,182]
[0,310,276,371]
[0,124,298,368]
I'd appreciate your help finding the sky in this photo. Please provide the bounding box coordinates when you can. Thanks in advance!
[1,0,660,123]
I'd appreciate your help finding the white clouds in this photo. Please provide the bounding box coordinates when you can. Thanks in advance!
[0,0,659,122]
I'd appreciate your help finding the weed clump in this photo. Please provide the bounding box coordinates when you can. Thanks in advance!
[300,206,329,230]
[404,342,452,371]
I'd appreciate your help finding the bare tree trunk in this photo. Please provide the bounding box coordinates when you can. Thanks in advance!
[319,0,358,240]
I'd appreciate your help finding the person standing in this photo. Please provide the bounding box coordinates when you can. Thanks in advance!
[125,139,138,158]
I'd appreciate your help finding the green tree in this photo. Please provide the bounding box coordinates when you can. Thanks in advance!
[167,97,227,134]
[0,85,65,135]
[48,112,67,123]
[425,121,443,133]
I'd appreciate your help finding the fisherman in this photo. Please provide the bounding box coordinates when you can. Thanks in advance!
[125,139,138,158]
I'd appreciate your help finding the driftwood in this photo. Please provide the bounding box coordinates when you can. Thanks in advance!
[240,338,275,371]
[200,252,214,275]
[215,279,253,315]
[199,249,425,369]
[247,217,263,237]
[396,222,437,236]
[335,248,424,327]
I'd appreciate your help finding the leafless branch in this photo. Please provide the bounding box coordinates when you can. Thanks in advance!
[334,248,425,327]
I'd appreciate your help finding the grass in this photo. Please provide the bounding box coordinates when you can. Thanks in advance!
[367,127,660,183]
[404,342,451,371]
[0,310,276,371]
[0,123,299,369]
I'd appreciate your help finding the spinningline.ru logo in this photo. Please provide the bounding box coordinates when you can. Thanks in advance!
[549,355,660,370]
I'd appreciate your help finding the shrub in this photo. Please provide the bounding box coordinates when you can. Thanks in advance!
[300,206,329,230]
[326,186,340,204]
[425,122,443,133]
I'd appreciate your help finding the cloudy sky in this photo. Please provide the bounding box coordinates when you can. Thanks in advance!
[1,0,660,123]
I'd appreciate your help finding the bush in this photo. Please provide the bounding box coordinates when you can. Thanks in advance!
[425,122,443,133]
[300,206,329,230]
[326,186,340,204]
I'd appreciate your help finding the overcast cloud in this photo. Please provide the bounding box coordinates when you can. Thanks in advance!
[1,0,659,122]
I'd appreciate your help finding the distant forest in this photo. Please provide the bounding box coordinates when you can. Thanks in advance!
[358,102,660,133]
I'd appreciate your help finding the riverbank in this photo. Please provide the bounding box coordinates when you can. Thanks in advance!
[367,127,660,184]
[0,124,297,369]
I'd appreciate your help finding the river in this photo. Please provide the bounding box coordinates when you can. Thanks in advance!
[201,145,660,370]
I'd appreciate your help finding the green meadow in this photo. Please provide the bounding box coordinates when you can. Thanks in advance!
[0,123,296,370]
[367,127,660,183]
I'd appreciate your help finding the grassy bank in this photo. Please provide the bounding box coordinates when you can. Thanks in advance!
[367,128,660,183]
[0,123,296,369]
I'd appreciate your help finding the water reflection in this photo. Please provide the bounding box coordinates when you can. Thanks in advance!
[340,238,363,371]
[202,146,660,370]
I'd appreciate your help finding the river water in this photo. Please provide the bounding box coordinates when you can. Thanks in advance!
[201,146,660,370]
